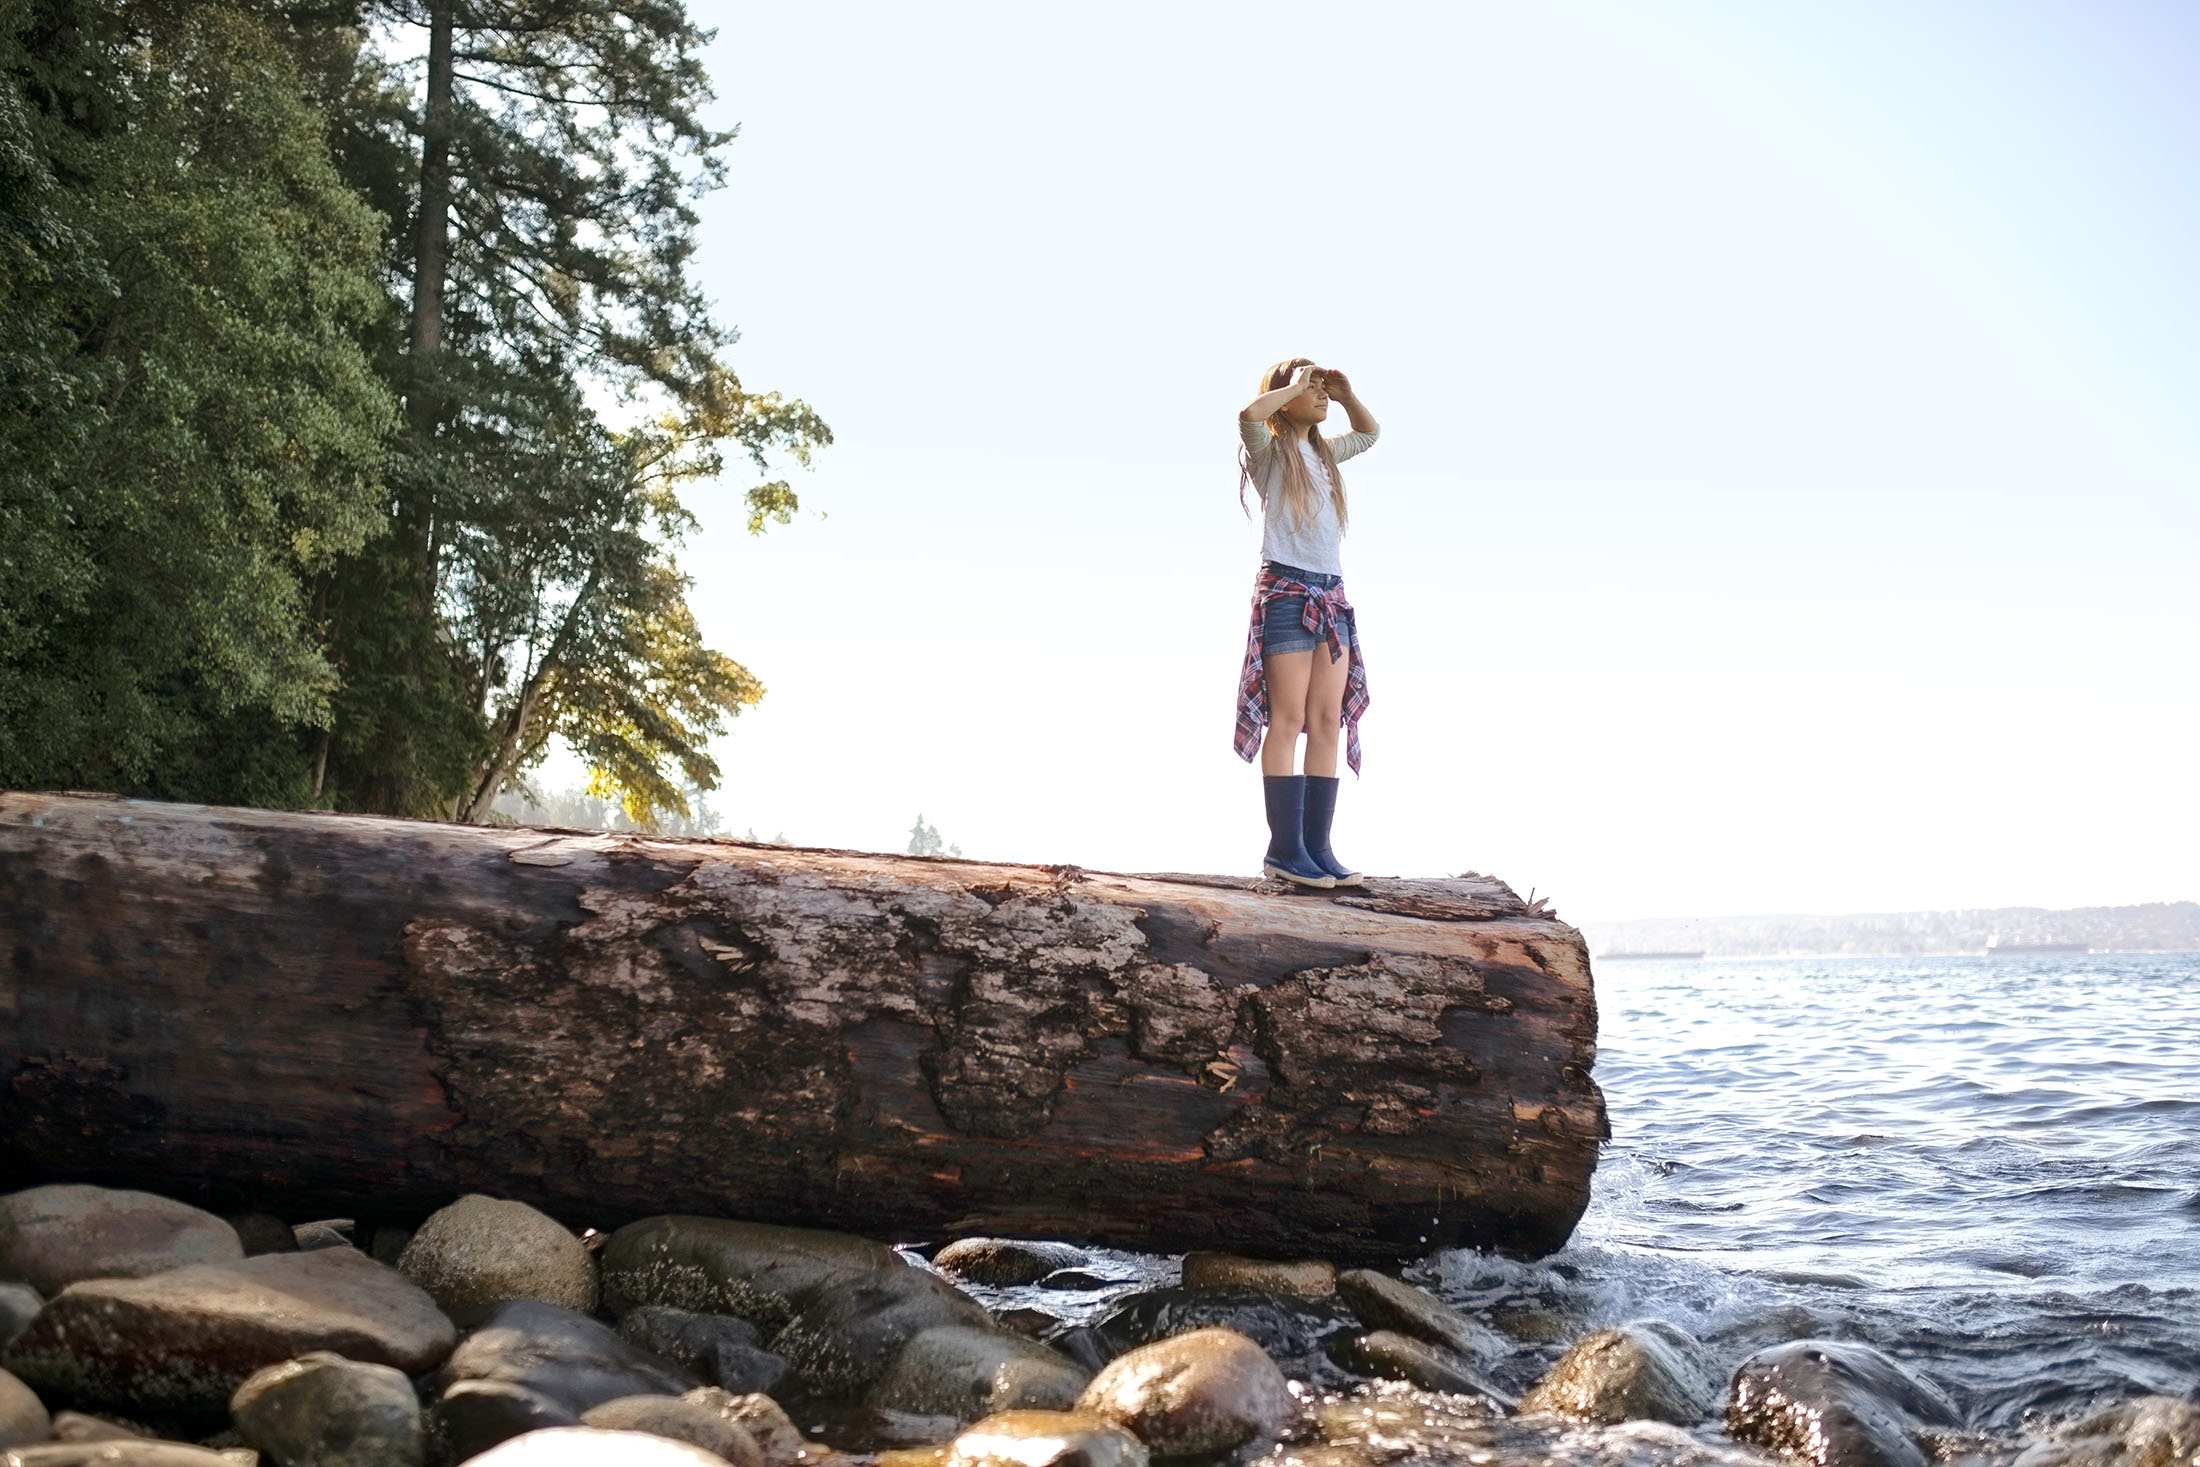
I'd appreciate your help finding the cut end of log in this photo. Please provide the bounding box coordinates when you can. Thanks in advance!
[0,793,1606,1264]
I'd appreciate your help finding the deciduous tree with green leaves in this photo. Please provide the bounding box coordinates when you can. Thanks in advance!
[0,0,396,800]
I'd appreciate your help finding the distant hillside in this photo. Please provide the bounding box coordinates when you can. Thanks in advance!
[1580,901,2200,957]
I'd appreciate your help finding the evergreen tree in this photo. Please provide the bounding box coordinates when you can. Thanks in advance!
[321,0,828,824]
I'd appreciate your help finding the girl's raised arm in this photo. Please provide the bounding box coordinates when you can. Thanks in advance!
[1241,363,1319,422]
[1322,368,1379,436]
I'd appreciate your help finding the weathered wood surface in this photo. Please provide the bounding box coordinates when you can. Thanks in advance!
[0,792,1607,1263]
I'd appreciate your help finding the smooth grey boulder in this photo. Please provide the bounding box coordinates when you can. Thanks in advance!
[461,1427,737,1464]
[1727,1339,1960,1467]
[931,1241,1088,1287]
[5,1444,248,1465]
[222,1216,298,1259]
[580,1395,761,1467]
[937,1409,1149,1467]
[678,1390,809,1467]
[228,1350,423,1467]
[1518,1319,1719,1425]
[869,1325,1090,1422]
[1097,1288,1356,1388]
[770,1267,993,1395]
[2010,1395,2200,1467]
[51,1412,153,1442]
[1330,1331,1515,1407]
[0,1287,42,1353]
[1331,1271,1503,1364]
[1076,1327,1296,1457]
[599,1217,900,1333]
[290,1223,354,1253]
[1,1364,52,1446]
[1181,1255,1334,1302]
[425,1298,694,1462]
[617,1306,784,1394]
[1,1249,456,1417]
[398,1195,598,1326]
[0,1186,243,1296]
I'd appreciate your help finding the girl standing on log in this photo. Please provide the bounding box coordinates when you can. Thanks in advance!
[1234,358,1380,889]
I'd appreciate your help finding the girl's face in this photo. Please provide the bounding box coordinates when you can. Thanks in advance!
[1278,372,1330,429]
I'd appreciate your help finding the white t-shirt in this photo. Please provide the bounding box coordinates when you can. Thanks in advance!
[1237,417,1379,576]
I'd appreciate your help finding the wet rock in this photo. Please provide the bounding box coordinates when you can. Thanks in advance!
[1491,1307,1568,1344]
[228,1350,423,1467]
[1180,1255,1334,1302]
[289,1223,354,1253]
[0,1286,41,1352]
[1331,1271,1502,1364]
[461,1427,739,1465]
[932,1241,1088,1287]
[0,1187,243,1296]
[679,1390,810,1467]
[1270,1449,1376,1467]
[580,1395,762,1467]
[2010,1395,2200,1467]
[869,1325,1090,1421]
[1727,1339,1960,1467]
[220,1217,297,1260]
[1518,1320,1719,1425]
[833,1406,966,1450]
[935,1409,1148,1467]
[1038,1274,1115,1294]
[425,1298,693,1462]
[1046,1330,1115,1376]
[771,1268,994,1396]
[5,1444,248,1465]
[1329,1331,1514,1406]
[617,1306,784,1394]
[399,1196,598,1326]
[1095,1287,1356,1385]
[1,1248,456,1418]
[1076,1327,1295,1457]
[1,1364,52,1446]
[995,1310,1062,1340]
[599,1217,900,1333]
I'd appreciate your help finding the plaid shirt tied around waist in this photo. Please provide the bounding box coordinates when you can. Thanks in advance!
[1232,565,1371,775]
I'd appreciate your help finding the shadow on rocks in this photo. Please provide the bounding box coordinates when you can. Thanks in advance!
[618,1306,787,1395]
[1727,1339,1962,1467]
[424,1298,695,1463]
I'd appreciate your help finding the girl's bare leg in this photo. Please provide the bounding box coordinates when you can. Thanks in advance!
[1260,650,1314,776]
[1302,642,1349,777]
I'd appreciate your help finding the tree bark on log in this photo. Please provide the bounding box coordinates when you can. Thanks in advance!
[0,793,1607,1263]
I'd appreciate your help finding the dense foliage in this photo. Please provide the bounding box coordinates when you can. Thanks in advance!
[0,0,825,824]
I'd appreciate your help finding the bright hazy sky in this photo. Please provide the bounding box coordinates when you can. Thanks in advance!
[564,1,2198,922]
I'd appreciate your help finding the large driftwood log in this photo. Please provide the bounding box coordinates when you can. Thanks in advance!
[0,793,1607,1262]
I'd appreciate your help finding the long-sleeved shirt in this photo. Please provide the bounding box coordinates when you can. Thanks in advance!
[1237,416,1380,575]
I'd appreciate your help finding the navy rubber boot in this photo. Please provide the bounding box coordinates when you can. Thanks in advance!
[1262,775,1335,889]
[1302,775,1363,886]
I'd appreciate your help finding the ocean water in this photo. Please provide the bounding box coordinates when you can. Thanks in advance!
[1531,952,2200,1432]
[964,952,2200,1461]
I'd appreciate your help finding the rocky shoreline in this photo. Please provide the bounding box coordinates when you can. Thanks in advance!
[0,1184,2190,1467]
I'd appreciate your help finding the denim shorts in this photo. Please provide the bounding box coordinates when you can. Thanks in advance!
[1262,562,1357,656]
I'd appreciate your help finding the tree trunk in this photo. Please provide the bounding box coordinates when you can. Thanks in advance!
[0,793,1608,1263]
[410,0,453,374]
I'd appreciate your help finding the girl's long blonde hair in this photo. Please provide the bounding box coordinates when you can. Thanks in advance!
[1243,356,1349,533]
